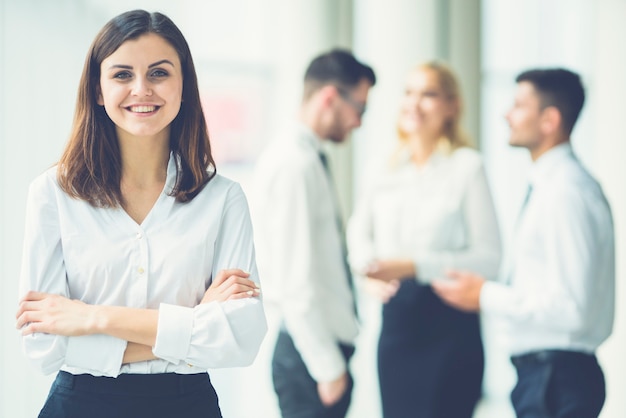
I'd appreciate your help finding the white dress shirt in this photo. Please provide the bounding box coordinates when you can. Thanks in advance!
[348,147,501,282]
[19,154,267,377]
[251,124,358,382]
[481,143,615,355]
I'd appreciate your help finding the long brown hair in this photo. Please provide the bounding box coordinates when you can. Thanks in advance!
[58,10,215,207]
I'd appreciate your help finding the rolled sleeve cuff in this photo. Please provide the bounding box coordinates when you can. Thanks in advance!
[305,347,346,383]
[153,303,193,363]
[65,335,126,377]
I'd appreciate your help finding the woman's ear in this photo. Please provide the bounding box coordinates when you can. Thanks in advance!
[446,96,460,120]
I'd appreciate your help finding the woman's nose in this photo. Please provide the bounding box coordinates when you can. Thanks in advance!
[131,77,152,96]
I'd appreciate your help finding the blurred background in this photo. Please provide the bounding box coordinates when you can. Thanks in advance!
[1,0,624,417]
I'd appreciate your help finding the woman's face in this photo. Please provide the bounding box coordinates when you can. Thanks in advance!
[97,33,183,142]
[398,68,455,138]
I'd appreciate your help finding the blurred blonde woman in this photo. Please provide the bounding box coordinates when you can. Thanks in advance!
[347,62,501,418]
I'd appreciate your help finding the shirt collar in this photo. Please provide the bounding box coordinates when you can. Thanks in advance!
[296,123,325,155]
[528,142,573,186]
[395,145,446,168]
[164,152,178,194]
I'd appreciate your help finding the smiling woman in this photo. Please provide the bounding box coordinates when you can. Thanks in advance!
[15,9,267,418]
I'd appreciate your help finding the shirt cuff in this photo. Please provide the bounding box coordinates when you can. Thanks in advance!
[153,303,194,364]
[65,335,126,377]
[480,281,515,316]
[305,345,347,383]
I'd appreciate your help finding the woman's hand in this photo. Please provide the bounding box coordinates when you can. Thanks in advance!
[364,277,400,303]
[365,259,416,282]
[16,291,96,336]
[201,268,261,304]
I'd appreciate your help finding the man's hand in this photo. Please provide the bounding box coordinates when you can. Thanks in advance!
[318,372,348,407]
[431,270,485,312]
[201,268,260,304]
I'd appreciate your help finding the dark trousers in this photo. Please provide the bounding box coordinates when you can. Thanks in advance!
[272,330,355,418]
[378,279,484,418]
[39,371,222,418]
[511,350,605,418]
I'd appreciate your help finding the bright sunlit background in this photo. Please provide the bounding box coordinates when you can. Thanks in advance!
[1,1,624,417]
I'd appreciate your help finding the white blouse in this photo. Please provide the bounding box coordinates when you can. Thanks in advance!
[19,155,267,377]
[348,147,501,283]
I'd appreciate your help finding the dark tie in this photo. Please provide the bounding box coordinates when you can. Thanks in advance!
[319,152,358,317]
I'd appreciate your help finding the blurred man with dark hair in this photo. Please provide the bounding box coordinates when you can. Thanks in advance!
[252,49,375,418]
[433,68,615,418]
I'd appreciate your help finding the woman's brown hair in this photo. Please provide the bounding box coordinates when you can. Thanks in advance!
[58,9,215,207]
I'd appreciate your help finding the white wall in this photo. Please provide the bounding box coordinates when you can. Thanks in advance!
[1,2,104,416]
[591,2,626,417]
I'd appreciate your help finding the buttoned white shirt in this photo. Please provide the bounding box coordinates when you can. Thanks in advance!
[481,143,615,355]
[348,147,501,282]
[250,124,358,382]
[19,154,267,377]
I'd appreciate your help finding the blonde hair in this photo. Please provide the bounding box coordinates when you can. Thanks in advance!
[392,61,471,164]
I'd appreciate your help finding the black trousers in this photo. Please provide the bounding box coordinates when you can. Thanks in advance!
[378,279,484,418]
[272,330,355,418]
[510,350,605,418]
[38,371,222,418]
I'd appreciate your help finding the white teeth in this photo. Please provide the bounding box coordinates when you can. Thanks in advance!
[129,105,156,113]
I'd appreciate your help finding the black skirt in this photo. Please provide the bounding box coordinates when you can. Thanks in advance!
[38,371,222,418]
[378,279,484,418]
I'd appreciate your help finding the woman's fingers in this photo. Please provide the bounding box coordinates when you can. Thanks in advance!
[221,279,261,297]
[16,309,44,330]
[213,276,260,294]
[202,271,261,304]
[16,297,51,324]
[227,288,261,301]
[212,269,250,286]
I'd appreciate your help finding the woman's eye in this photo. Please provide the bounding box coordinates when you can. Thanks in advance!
[113,71,132,80]
[150,69,168,78]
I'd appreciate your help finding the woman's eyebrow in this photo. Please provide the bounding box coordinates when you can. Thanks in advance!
[106,60,175,71]
[149,59,175,68]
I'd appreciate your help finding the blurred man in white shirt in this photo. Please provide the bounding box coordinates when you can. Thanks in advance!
[251,49,376,418]
[432,68,615,418]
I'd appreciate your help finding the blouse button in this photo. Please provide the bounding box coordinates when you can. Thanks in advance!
[138,267,145,274]
[136,232,143,240]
